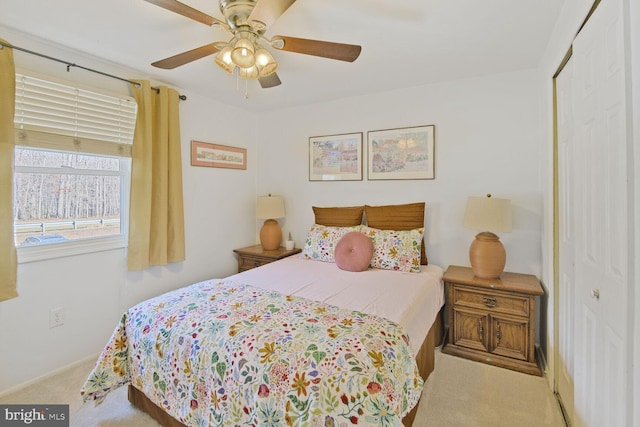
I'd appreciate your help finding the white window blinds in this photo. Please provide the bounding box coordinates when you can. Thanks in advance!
[14,73,137,157]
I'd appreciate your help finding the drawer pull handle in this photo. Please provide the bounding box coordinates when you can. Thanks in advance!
[496,323,501,341]
[483,296,497,308]
[478,321,484,340]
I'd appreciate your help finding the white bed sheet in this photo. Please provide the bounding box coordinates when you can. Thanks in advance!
[228,255,445,355]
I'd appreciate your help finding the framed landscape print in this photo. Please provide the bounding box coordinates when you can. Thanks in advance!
[309,132,363,181]
[191,140,247,170]
[367,125,435,180]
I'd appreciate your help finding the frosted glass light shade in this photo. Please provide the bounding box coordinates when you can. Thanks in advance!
[231,38,255,68]
[239,65,259,79]
[255,47,278,77]
[215,45,235,73]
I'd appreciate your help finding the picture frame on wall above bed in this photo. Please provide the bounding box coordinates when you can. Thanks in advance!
[367,125,435,180]
[309,132,363,181]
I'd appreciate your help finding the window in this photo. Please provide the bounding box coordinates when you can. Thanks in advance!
[13,72,137,261]
[14,149,128,245]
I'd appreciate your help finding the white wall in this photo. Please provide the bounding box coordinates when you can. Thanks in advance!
[0,27,258,393]
[253,70,544,275]
[628,0,640,423]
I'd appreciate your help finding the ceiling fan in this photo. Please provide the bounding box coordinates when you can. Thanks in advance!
[146,0,362,88]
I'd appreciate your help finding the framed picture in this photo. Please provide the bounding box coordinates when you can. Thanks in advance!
[191,140,247,170]
[309,132,363,181]
[367,125,435,180]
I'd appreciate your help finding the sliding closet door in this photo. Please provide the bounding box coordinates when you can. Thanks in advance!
[570,0,629,424]
[555,57,576,425]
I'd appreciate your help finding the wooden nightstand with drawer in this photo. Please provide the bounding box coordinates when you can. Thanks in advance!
[233,244,302,273]
[442,265,543,376]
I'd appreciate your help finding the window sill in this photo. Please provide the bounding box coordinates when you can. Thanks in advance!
[17,235,127,264]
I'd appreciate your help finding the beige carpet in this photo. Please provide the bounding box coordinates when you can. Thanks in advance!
[1,348,565,426]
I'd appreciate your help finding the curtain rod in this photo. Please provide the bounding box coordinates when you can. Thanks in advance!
[0,41,187,101]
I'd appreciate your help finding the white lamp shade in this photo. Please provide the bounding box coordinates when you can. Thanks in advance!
[256,195,285,219]
[463,196,512,233]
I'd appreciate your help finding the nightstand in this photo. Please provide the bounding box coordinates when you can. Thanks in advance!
[233,244,302,273]
[442,265,543,376]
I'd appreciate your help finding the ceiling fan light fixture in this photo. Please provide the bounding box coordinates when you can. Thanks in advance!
[231,38,256,68]
[255,47,278,77]
[147,0,363,90]
[214,45,235,74]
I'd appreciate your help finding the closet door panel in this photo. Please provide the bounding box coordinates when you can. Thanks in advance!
[571,0,629,425]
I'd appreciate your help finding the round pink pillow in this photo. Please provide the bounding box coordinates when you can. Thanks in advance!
[334,232,374,272]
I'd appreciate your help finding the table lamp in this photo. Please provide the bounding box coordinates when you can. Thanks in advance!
[256,194,285,250]
[463,194,512,279]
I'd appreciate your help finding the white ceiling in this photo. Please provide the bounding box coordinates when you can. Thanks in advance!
[0,0,564,112]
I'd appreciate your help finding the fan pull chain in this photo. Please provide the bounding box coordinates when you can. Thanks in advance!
[235,68,240,91]
[232,67,250,99]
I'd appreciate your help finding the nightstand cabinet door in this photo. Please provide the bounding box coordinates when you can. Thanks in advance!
[453,307,489,353]
[489,314,529,361]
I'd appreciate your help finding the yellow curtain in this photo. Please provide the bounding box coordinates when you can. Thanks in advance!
[0,41,17,301]
[128,80,185,271]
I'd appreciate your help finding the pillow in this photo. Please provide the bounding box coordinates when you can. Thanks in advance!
[334,232,374,272]
[312,206,364,227]
[302,224,363,263]
[361,226,423,273]
[365,202,428,265]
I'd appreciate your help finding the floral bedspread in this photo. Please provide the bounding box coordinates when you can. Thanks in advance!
[81,279,423,426]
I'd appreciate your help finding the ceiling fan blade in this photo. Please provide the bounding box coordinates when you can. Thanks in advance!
[144,0,226,27]
[248,0,296,29]
[271,36,361,62]
[152,43,222,69]
[259,73,282,88]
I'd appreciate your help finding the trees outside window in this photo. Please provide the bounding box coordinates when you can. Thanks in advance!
[14,148,128,246]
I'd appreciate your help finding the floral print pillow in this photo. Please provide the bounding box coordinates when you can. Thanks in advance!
[302,224,363,263]
[361,226,424,273]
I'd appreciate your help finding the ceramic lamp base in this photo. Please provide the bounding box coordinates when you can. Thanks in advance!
[469,231,506,279]
[260,219,282,251]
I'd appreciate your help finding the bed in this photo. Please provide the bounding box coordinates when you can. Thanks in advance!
[81,203,445,426]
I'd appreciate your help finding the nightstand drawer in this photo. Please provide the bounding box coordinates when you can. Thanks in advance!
[239,256,268,271]
[452,287,529,317]
[234,245,302,273]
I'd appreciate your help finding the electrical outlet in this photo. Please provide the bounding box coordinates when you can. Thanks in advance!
[50,307,64,328]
